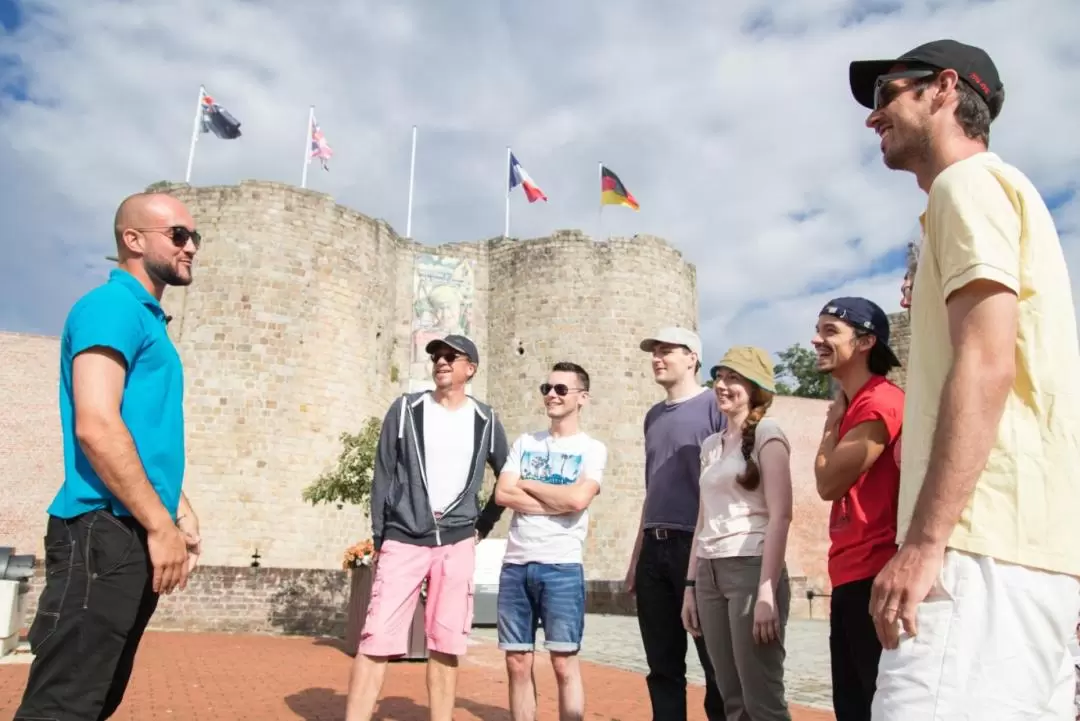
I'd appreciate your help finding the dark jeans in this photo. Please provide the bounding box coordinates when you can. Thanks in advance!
[829,577,883,721]
[15,510,160,721]
[634,529,725,721]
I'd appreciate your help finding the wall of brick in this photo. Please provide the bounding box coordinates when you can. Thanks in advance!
[0,332,62,556]
[0,181,915,607]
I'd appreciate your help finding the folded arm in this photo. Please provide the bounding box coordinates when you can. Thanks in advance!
[519,477,600,514]
[815,419,891,501]
[494,471,559,515]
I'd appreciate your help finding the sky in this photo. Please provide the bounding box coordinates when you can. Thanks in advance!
[2,0,1079,368]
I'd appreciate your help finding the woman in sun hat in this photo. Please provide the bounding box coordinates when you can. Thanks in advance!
[681,345,793,720]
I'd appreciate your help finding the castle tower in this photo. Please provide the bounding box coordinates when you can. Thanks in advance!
[485,230,698,579]
[152,181,698,577]
[159,181,403,568]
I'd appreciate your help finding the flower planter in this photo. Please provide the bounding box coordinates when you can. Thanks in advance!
[344,565,428,660]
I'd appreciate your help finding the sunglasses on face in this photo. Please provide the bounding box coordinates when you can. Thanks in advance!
[873,68,936,110]
[540,383,583,397]
[134,226,202,249]
[430,351,464,364]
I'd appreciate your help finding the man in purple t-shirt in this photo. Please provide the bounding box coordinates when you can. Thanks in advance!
[625,326,726,721]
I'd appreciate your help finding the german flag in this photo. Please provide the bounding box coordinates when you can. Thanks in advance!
[600,165,639,210]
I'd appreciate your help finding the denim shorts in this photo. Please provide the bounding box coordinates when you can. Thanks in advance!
[497,562,585,653]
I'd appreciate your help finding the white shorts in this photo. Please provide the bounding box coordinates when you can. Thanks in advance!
[872,548,1080,721]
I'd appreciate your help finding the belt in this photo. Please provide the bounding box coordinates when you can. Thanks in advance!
[644,527,691,541]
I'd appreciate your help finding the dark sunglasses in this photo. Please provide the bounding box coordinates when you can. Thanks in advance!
[430,351,464,364]
[134,226,202,249]
[873,68,935,110]
[540,383,584,397]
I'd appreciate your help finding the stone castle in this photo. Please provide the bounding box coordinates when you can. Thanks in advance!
[0,180,911,631]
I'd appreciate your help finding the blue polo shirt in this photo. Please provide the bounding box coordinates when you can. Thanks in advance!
[49,268,186,520]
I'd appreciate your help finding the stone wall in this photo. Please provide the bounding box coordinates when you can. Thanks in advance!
[484,231,698,579]
[887,311,910,388]
[0,181,917,611]
[0,325,836,595]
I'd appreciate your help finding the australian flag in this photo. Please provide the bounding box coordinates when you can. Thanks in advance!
[199,90,242,140]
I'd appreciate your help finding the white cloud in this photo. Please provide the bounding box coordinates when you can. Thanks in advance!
[2,0,1078,367]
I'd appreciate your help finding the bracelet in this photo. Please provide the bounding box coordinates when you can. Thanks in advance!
[684,579,696,587]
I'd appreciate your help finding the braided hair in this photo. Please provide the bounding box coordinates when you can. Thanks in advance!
[735,384,775,491]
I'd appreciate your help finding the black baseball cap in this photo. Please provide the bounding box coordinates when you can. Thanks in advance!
[425,334,479,365]
[819,297,901,369]
[849,39,1004,119]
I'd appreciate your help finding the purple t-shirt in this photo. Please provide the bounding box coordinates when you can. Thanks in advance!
[643,388,726,531]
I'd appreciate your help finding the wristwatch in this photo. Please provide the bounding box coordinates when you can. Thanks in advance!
[684,579,696,588]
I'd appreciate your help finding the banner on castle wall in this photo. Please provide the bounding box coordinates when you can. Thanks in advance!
[409,253,476,390]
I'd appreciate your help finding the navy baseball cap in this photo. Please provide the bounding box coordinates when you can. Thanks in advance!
[425,334,479,365]
[819,297,901,369]
[849,39,1004,120]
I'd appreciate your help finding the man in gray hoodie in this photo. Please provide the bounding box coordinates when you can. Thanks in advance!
[344,334,509,721]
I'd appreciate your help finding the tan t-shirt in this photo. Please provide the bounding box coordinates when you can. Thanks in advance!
[696,417,789,559]
[900,151,1080,577]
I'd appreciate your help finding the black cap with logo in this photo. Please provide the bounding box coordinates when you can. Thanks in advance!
[849,39,1004,119]
[425,334,479,365]
[819,297,901,369]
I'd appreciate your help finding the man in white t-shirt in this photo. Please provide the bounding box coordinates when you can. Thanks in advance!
[493,361,608,721]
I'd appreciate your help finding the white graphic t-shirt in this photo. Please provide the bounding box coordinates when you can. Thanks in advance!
[502,430,607,565]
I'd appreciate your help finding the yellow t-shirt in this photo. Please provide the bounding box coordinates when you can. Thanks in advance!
[899,151,1080,577]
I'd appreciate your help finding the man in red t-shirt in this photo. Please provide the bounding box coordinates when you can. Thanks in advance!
[811,296,905,721]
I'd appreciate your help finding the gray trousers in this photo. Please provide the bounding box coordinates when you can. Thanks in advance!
[695,555,791,721]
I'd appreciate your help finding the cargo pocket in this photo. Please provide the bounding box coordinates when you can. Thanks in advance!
[360,569,383,640]
[462,579,475,635]
[27,530,76,652]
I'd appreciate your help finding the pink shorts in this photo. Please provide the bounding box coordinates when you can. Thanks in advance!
[357,537,476,658]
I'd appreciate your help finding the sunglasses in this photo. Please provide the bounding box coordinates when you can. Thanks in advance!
[135,225,202,249]
[540,383,584,397]
[873,68,936,110]
[430,351,465,364]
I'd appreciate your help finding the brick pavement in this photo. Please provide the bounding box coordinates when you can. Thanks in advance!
[0,631,834,720]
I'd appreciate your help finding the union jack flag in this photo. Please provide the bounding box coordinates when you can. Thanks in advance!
[310,115,333,171]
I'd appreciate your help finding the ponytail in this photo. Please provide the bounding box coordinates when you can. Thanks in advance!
[735,387,774,491]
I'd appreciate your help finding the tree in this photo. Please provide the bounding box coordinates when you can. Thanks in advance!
[773,343,831,399]
[303,417,382,509]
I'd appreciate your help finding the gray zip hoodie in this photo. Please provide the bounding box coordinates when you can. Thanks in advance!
[371,391,509,550]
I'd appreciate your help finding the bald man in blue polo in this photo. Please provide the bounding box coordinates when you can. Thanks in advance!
[15,192,204,721]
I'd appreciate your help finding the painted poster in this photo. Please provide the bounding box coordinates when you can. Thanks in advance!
[408,253,476,391]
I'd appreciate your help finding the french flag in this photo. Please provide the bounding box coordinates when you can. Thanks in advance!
[508,151,547,203]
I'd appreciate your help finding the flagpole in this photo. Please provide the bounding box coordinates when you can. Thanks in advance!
[184,85,204,184]
[300,105,314,189]
[504,146,512,239]
[597,160,603,239]
[405,125,417,238]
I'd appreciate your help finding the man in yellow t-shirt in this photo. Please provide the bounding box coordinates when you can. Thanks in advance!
[849,39,1080,720]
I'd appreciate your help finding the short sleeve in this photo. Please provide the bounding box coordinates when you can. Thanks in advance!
[752,418,789,463]
[502,435,526,476]
[65,291,146,368]
[583,439,607,485]
[843,383,904,444]
[927,162,1022,300]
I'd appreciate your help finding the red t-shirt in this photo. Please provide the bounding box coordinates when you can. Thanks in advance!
[828,375,905,588]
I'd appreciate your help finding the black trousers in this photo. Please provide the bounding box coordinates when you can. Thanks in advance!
[15,510,160,721]
[634,529,725,721]
[829,577,883,721]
